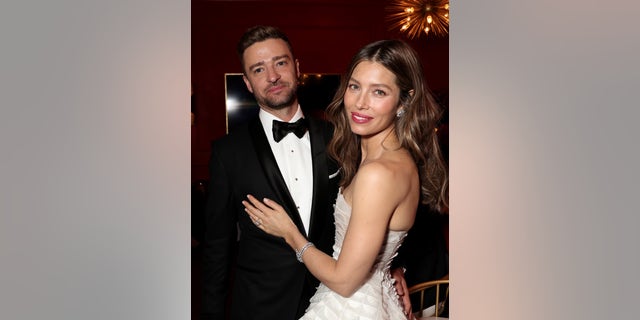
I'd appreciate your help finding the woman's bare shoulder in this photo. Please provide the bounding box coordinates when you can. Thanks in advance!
[355,155,415,193]
[362,150,415,176]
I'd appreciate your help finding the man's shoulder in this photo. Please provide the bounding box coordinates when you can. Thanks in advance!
[211,122,253,149]
[306,115,334,138]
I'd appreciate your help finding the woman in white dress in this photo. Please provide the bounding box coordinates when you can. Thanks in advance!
[243,39,448,320]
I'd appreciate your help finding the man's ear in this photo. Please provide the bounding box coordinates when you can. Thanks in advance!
[242,74,254,93]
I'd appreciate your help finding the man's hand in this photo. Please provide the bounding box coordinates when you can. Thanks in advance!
[391,267,412,319]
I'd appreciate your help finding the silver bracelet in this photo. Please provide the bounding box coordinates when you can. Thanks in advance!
[295,242,314,263]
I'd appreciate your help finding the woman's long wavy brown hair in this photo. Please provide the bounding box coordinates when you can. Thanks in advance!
[326,39,448,211]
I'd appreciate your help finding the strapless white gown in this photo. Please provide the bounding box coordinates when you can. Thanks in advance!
[300,192,408,320]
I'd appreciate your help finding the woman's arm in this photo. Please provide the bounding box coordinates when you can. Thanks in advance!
[244,162,408,297]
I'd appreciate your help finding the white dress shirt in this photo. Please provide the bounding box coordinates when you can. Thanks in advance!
[259,106,314,235]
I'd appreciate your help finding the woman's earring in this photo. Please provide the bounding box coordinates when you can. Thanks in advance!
[396,108,405,118]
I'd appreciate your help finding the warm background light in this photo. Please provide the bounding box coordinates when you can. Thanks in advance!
[387,0,450,39]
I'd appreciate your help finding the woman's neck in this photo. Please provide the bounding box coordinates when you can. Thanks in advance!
[360,126,400,163]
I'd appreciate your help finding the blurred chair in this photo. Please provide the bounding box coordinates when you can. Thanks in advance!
[408,274,449,319]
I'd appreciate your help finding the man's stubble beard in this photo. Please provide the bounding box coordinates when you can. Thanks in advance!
[259,82,298,110]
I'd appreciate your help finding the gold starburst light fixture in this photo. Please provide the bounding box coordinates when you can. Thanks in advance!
[387,0,449,39]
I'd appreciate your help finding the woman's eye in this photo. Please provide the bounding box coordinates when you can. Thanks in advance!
[348,84,359,90]
[374,89,386,96]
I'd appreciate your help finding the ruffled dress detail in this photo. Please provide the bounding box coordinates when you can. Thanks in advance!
[300,192,408,320]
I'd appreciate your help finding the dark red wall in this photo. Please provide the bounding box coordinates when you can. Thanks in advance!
[192,0,448,181]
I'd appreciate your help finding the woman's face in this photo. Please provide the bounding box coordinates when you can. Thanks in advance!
[343,61,401,138]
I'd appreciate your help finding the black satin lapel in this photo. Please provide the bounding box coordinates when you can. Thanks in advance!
[307,118,331,241]
[248,118,307,235]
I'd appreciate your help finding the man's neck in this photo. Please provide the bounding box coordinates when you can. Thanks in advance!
[260,104,300,122]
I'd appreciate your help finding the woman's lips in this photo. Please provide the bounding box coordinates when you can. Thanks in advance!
[351,112,372,124]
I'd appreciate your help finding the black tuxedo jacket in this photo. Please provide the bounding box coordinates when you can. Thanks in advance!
[201,116,339,320]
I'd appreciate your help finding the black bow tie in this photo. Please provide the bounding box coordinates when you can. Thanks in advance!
[272,118,309,142]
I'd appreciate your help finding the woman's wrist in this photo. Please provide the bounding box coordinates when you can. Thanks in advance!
[286,231,307,251]
[295,242,314,263]
[283,228,300,248]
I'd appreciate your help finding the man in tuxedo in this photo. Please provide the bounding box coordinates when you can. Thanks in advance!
[200,25,340,320]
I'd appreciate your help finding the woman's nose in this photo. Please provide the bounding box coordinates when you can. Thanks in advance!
[355,93,368,109]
